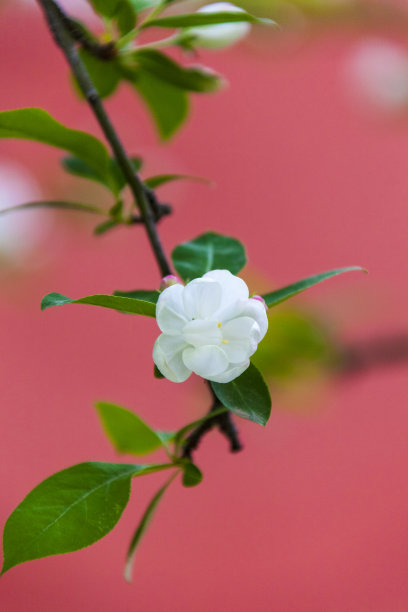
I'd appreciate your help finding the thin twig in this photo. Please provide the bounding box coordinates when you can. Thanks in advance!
[182,387,243,459]
[36,0,172,278]
[36,0,242,460]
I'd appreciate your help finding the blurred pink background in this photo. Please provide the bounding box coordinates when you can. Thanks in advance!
[1,2,408,610]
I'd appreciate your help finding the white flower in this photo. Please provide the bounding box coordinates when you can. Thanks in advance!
[185,2,251,50]
[153,269,268,383]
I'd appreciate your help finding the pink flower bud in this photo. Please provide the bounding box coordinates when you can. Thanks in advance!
[160,274,182,291]
[251,295,268,311]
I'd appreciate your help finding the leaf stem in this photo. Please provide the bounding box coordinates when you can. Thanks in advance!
[36,0,172,278]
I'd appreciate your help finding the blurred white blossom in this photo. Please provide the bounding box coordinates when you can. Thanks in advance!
[346,38,408,112]
[0,162,46,261]
[185,2,251,50]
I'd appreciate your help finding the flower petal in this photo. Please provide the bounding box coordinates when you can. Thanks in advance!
[221,316,261,362]
[203,269,249,313]
[156,283,187,336]
[240,298,269,340]
[153,334,191,383]
[209,360,250,383]
[183,319,222,348]
[183,278,222,319]
[182,345,228,379]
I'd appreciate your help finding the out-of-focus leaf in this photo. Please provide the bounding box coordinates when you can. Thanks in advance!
[172,232,246,281]
[0,201,107,217]
[144,173,212,189]
[1,461,172,574]
[86,0,122,17]
[251,308,336,382]
[95,402,167,455]
[181,462,203,487]
[211,363,271,426]
[77,48,121,99]
[41,292,156,316]
[0,108,110,179]
[132,49,223,93]
[129,0,162,10]
[124,471,177,583]
[142,11,274,29]
[262,267,367,308]
[62,155,142,195]
[115,0,137,35]
[131,68,189,140]
[94,219,122,235]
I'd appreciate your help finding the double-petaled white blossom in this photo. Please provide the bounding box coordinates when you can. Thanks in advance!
[153,269,268,383]
[185,2,251,50]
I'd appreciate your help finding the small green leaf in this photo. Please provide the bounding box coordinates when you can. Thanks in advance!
[0,108,110,178]
[144,173,212,189]
[142,11,274,29]
[154,364,165,379]
[41,292,156,316]
[124,471,177,583]
[132,49,223,93]
[115,0,137,35]
[62,155,142,195]
[0,201,107,217]
[113,289,159,304]
[211,363,271,426]
[95,402,166,455]
[181,462,203,487]
[86,0,122,18]
[77,48,120,99]
[131,68,189,140]
[94,219,122,236]
[129,0,162,11]
[1,461,172,574]
[172,232,246,281]
[262,267,367,308]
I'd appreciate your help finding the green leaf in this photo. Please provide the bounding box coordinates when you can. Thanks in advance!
[86,0,122,17]
[113,289,159,304]
[0,201,107,217]
[77,48,120,99]
[131,68,189,140]
[41,292,156,317]
[144,173,212,189]
[171,232,246,281]
[129,0,162,11]
[62,155,142,195]
[94,219,122,236]
[124,471,177,583]
[262,267,367,308]
[142,11,274,29]
[132,49,223,93]
[211,363,271,426]
[0,108,110,179]
[95,402,166,455]
[154,364,165,379]
[181,462,203,487]
[1,461,172,574]
[115,0,137,35]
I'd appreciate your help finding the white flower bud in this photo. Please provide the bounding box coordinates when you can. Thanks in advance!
[160,274,182,291]
[250,295,268,311]
[153,269,268,383]
[185,2,251,50]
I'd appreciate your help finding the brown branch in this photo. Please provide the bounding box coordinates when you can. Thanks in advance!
[36,0,172,278]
